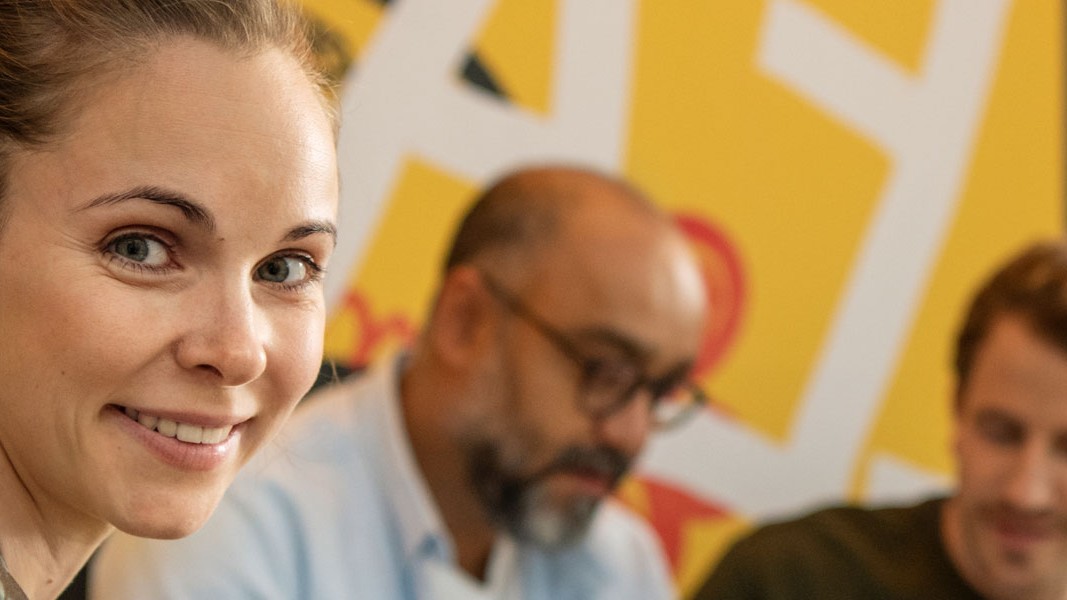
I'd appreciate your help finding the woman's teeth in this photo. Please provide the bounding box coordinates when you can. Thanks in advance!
[123,407,232,444]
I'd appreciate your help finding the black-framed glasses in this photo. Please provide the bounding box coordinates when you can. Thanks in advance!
[479,272,708,429]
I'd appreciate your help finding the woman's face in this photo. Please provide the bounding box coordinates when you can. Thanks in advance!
[0,38,338,538]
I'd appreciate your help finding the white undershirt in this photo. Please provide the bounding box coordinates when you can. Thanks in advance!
[423,537,521,600]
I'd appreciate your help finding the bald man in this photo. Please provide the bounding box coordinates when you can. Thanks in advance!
[89,165,709,600]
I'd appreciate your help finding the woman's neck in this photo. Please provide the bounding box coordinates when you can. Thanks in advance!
[0,449,111,599]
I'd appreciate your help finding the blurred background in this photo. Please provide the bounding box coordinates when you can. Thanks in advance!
[298,0,1063,596]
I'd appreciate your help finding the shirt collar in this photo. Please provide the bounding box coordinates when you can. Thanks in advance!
[362,353,454,564]
[362,353,614,590]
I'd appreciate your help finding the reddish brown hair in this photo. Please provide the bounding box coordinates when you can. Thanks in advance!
[955,240,1067,391]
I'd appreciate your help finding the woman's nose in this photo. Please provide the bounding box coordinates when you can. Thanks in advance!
[173,282,268,387]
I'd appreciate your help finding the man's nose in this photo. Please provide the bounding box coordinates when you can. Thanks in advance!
[593,387,654,458]
[1003,441,1059,512]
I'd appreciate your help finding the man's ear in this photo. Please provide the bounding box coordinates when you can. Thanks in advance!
[428,266,497,368]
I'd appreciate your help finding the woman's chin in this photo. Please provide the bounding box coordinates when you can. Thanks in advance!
[111,492,223,540]
[116,514,209,540]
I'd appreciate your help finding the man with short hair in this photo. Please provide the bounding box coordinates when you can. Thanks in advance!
[695,240,1067,600]
[89,165,710,599]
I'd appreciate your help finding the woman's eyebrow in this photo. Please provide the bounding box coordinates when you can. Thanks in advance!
[82,185,336,246]
[283,221,337,247]
[80,185,215,231]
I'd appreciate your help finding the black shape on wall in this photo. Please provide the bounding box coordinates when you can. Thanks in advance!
[462,54,507,99]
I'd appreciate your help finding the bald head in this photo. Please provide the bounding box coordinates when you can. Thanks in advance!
[411,164,709,552]
[443,165,665,283]
[433,162,707,383]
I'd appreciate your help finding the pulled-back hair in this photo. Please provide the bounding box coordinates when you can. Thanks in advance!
[0,0,332,220]
[955,240,1067,389]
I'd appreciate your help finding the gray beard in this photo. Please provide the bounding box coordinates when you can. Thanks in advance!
[463,438,629,550]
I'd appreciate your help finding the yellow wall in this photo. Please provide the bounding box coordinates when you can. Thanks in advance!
[304,0,1062,595]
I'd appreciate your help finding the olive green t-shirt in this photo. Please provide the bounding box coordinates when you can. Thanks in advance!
[693,498,984,600]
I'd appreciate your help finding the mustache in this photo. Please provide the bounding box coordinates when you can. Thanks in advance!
[982,503,1067,533]
[521,445,632,490]
[466,441,633,545]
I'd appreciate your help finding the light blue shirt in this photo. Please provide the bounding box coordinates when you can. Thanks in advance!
[89,356,676,600]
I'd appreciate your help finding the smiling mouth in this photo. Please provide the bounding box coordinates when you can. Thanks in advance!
[119,406,233,444]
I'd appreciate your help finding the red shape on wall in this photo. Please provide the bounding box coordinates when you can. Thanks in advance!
[636,475,732,571]
[674,213,747,381]
[342,290,417,366]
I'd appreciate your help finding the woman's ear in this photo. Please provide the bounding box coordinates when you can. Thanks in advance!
[426,266,498,369]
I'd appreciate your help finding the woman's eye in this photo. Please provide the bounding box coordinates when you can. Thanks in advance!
[256,255,314,286]
[108,234,169,266]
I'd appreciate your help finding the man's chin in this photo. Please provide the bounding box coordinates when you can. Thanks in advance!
[509,488,602,550]
[969,521,1067,599]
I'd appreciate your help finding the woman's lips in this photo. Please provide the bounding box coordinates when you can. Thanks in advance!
[121,406,234,444]
[107,404,244,472]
